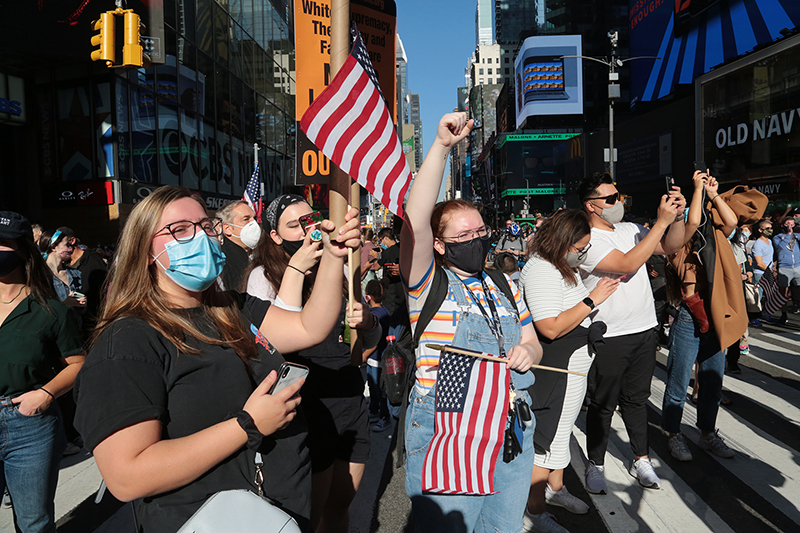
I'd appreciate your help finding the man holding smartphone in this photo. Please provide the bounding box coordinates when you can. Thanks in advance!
[578,172,686,494]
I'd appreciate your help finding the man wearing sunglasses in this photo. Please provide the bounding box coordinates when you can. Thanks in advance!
[577,172,686,495]
[772,217,800,322]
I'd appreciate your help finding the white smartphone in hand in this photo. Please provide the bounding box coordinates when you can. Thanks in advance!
[268,362,309,395]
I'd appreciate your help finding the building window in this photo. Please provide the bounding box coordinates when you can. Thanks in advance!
[505,57,509,63]
[488,68,492,74]
[497,78,502,84]
[505,68,510,74]
[479,68,484,75]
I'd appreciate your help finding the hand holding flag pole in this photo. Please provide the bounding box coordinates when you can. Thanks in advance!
[425,344,587,377]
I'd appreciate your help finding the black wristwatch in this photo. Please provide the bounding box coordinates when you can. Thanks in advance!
[582,297,596,310]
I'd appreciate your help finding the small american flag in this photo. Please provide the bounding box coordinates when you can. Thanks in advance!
[243,161,262,223]
[422,350,509,495]
[759,269,790,316]
[300,24,411,218]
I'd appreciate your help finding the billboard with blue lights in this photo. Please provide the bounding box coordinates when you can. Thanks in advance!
[629,0,800,103]
[514,35,583,126]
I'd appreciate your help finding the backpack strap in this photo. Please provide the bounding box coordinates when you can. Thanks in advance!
[411,265,448,347]
[484,268,519,317]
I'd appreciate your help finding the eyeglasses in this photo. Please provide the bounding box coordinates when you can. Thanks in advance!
[587,193,620,205]
[572,242,592,260]
[156,218,222,243]
[441,226,493,244]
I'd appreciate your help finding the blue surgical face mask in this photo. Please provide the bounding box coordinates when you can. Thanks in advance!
[152,232,226,292]
[380,242,389,250]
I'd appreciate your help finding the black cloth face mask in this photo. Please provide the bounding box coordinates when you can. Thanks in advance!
[0,250,21,278]
[281,239,303,257]
[443,236,491,275]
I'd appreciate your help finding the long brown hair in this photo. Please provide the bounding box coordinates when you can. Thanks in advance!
[242,232,314,301]
[530,209,590,286]
[90,186,257,361]
[15,237,58,306]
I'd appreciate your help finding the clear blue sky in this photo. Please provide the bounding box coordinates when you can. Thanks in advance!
[396,1,476,163]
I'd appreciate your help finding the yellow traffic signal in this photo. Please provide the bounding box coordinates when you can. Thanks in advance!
[122,12,151,68]
[90,12,116,66]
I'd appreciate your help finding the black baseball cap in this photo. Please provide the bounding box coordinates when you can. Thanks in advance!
[0,211,33,240]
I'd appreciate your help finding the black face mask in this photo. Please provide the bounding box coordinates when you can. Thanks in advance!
[443,236,492,275]
[0,250,21,278]
[281,239,303,257]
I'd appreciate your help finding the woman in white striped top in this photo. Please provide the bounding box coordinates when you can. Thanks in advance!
[519,209,618,533]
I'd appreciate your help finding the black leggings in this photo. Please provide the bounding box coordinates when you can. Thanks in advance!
[586,329,658,464]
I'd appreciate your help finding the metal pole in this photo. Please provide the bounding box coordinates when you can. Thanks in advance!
[609,98,615,182]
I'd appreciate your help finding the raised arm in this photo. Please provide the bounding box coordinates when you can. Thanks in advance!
[260,208,361,353]
[400,113,474,287]
[595,195,682,274]
[705,177,738,237]
[274,231,323,309]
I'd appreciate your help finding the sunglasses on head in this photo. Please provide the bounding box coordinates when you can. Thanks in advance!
[587,192,620,205]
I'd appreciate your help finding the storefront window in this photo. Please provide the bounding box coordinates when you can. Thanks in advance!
[130,86,158,183]
[94,82,114,179]
[57,85,93,181]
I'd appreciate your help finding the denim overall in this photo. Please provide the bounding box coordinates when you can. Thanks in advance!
[404,269,536,533]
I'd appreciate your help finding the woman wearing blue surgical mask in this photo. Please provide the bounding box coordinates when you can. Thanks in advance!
[73,186,362,532]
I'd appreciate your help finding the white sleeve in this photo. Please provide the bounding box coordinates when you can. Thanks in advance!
[580,234,614,274]
[246,266,279,303]
[520,259,566,322]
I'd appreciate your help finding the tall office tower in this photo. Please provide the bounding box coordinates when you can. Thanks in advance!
[494,0,541,45]
[410,94,423,170]
[396,35,410,139]
[476,0,494,46]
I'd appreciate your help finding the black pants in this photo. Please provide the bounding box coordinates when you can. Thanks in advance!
[587,329,658,464]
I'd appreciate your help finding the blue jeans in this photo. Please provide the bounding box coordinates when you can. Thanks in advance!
[661,306,725,435]
[366,365,390,421]
[404,384,534,533]
[0,401,66,533]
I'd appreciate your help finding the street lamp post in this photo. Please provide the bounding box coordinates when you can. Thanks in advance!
[562,32,659,182]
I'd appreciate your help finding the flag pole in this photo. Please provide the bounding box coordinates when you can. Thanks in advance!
[330,0,362,362]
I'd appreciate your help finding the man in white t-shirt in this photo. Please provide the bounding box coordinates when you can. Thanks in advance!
[579,172,686,494]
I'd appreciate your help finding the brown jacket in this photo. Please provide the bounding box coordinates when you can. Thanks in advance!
[708,186,768,349]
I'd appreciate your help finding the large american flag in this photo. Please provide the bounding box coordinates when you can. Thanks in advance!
[243,161,262,223]
[421,350,509,495]
[300,24,412,218]
[758,269,790,316]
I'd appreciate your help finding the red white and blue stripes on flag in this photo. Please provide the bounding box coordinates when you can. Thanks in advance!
[243,161,263,223]
[421,349,509,495]
[299,24,412,218]
[758,268,790,316]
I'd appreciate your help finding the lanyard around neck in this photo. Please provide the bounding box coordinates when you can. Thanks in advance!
[460,273,506,358]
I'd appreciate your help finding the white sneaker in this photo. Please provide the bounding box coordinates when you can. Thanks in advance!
[545,484,589,514]
[523,509,570,533]
[629,457,661,489]
[698,429,735,458]
[584,461,607,494]
[668,433,693,462]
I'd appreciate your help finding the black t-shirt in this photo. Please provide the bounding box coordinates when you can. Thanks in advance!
[74,293,310,533]
[70,248,108,337]
[377,244,404,314]
[220,239,251,291]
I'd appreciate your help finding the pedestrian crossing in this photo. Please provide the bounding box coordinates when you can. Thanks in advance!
[566,323,800,533]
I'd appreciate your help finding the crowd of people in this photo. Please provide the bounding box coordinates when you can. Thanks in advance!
[0,110,797,533]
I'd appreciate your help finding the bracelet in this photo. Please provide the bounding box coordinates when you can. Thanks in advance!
[710,195,719,201]
[232,410,263,451]
[39,387,55,399]
[288,265,306,275]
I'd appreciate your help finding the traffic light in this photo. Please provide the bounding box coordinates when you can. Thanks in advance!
[90,12,116,66]
[122,12,151,68]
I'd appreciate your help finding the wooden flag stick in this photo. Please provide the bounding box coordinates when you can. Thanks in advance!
[425,344,587,377]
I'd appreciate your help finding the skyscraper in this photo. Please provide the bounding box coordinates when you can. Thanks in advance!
[410,94,423,170]
[396,35,410,137]
[476,0,494,46]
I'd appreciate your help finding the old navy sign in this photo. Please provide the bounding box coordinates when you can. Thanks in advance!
[716,108,799,148]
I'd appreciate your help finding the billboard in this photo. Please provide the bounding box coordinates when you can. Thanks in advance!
[514,35,583,126]
[294,0,397,185]
[629,0,800,103]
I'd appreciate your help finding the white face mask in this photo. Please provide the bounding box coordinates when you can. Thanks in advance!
[230,220,262,249]
[598,201,624,225]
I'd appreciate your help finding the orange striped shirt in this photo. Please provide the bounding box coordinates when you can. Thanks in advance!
[406,261,532,395]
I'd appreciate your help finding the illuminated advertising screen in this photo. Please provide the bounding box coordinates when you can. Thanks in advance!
[515,35,583,125]
[629,0,800,103]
